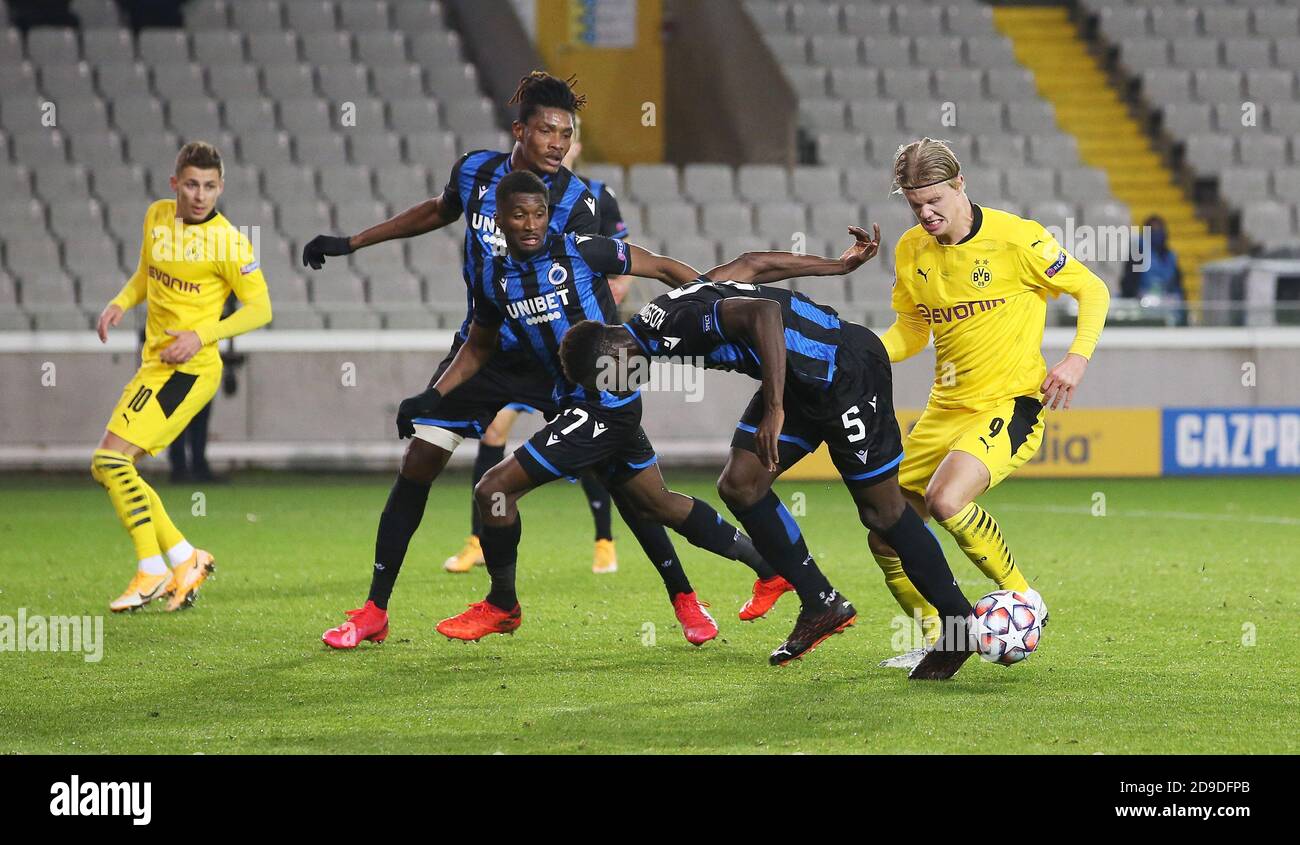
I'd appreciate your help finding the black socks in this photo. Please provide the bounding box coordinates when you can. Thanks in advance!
[879,506,972,620]
[610,488,693,599]
[581,475,613,541]
[730,491,834,606]
[679,497,777,580]
[368,474,432,610]
[480,516,522,611]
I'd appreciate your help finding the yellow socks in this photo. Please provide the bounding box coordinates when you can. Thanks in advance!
[92,449,192,574]
[872,551,940,645]
[936,501,1029,592]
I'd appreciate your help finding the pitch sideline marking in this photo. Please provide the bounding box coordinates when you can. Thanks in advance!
[995,503,1300,527]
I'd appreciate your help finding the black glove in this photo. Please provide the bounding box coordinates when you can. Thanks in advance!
[396,388,442,440]
[302,234,353,269]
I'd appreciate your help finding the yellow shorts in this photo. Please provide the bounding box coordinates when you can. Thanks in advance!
[105,362,220,456]
[897,396,1046,497]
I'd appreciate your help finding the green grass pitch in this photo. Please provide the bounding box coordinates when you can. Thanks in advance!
[1,472,1296,754]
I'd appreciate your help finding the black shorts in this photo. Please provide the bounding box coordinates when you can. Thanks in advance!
[515,391,658,488]
[412,336,558,437]
[731,322,904,488]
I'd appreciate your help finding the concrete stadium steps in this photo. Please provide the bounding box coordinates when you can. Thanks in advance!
[994,5,1230,300]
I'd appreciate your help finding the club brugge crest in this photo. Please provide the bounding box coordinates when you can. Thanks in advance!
[971,258,991,289]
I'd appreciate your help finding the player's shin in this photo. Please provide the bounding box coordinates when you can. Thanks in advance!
[937,501,1030,593]
[368,474,432,609]
[479,515,522,611]
[470,443,505,536]
[878,507,972,626]
[729,491,835,606]
[144,481,194,567]
[678,498,777,579]
[609,490,693,598]
[92,449,165,573]
[581,475,613,541]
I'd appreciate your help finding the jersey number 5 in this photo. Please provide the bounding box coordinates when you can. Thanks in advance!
[842,406,867,442]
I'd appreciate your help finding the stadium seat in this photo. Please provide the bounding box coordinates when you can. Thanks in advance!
[40,64,98,99]
[700,203,752,239]
[627,164,680,203]
[138,29,190,64]
[790,166,842,203]
[737,165,789,202]
[391,0,444,33]
[1150,7,1198,40]
[895,5,943,37]
[785,66,828,99]
[1170,39,1220,70]
[191,31,245,66]
[1162,103,1212,137]
[1254,10,1300,38]
[318,66,370,102]
[27,27,81,65]
[285,1,338,35]
[356,32,406,66]
[860,36,910,67]
[681,164,735,203]
[82,28,134,65]
[913,36,965,70]
[339,1,393,33]
[373,65,425,98]
[933,69,985,102]
[644,202,698,238]
[1202,7,1251,39]
[230,1,285,32]
[841,4,891,38]
[301,32,354,66]
[754,202,807,241]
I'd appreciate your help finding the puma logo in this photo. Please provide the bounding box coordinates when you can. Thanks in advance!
[978,436,992,453]
[916,268,930,282]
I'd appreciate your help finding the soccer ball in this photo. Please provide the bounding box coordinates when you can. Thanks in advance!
[970,589,1046,665]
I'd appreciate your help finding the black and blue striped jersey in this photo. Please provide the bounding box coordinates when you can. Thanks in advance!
[438,150,599,353]
[624,279,845,394]
[471,233,629,406]
[578,175,628,240]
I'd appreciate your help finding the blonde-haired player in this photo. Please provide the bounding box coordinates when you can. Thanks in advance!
[870,138,1110,665]
[94,141,272,612]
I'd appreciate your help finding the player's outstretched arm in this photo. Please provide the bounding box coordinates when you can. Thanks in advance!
[718,298,787,471]
[302,196,459,269]
[395,320,499,439]
[705,224,880,285]
[624,242,700,288]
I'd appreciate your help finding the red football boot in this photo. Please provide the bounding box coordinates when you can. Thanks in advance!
[436,600,522,641]
[738,575,795,621]
[322,601,389,649]
[672,591,718,646]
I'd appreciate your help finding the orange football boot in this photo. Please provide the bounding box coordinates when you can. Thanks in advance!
[436,600,522,641]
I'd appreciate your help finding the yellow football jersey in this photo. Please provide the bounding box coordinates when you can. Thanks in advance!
[883,204,1109,411]
[111,199,271,369]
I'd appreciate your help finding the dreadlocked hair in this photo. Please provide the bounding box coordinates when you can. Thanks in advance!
[508,70,587,123]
